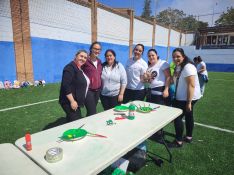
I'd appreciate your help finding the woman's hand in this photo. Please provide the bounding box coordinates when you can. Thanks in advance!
[186,102,192,112]
[162,89,169,98]
[70,100,78,111]
[118,94,124,102]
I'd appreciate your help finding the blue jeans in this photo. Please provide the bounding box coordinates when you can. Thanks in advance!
[198,74,206,95]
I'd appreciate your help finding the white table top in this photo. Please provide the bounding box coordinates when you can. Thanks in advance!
[0,143,48,175]
[15,101,182,175]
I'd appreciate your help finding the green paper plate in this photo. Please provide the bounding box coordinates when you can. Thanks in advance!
[61,128,88,141]
[114,105,129,112]
[137,107,153,113]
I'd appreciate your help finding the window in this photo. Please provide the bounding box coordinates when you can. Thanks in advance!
[223,35,228,45]
[229,36,234,45]
[207,36,211,45]
[218,35,223,45]
[212,36,217,45]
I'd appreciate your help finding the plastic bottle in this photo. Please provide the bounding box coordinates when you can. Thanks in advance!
[25,133,32,151]
[128,103,136,120]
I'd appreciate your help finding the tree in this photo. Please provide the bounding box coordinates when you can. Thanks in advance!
[215,7,234,26]
[180,15,208,31]
[156,8,208,31]
[141,0,153,20]
[156,8,186,28]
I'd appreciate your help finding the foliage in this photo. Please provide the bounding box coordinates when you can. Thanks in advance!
[156,8,208,31]
[197,21,209,28]
[156,8,185,28]
[215,6,234,26]
[141,0,154,21]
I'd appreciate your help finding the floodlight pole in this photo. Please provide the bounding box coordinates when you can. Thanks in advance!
[211,2,218,27]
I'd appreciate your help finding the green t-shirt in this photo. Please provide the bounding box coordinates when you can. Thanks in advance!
[170,62,176,76]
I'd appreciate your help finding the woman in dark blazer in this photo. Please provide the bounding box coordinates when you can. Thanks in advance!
[59,50,90,122]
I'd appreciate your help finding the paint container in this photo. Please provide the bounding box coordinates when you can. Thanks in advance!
[128,103,136,120]
[25,133,32,151]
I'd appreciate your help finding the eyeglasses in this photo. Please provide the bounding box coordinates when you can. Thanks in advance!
[134,49,143,53]
[92,48,101,51]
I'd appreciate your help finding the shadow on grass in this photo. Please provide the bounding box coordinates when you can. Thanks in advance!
[147,130,176,164]
[148,130,175,144]
[43,117,67,130]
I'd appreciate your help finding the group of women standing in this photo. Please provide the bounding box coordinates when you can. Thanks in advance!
[59,42,202,148]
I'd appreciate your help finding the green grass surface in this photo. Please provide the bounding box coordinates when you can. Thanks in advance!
[0,72,234,174]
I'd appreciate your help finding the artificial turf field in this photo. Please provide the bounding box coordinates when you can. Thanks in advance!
[0,72,233,175]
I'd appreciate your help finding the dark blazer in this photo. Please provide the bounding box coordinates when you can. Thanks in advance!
[59,61,87,106]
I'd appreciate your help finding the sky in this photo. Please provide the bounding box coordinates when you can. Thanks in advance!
[97,0,234,27]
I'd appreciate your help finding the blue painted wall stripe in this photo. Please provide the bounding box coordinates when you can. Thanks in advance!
[31,37,90,83]
[0,41,16,82]
[1,38,233,84]
[207,63,234,72]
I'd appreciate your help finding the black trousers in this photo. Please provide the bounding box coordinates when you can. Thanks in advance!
[146,93,165,105]
[173,100,198,141]
[123,88,146,104]
[146,90,167,139]
[100,94,119,110]
[61,103,82,123]
[85,89,100,116]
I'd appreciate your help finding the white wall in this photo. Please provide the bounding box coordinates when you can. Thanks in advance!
[182,46,234,64]
[184,33,194,46]
[181,33,186,46]
[0,0,13,42]
[170,29,180,47]
[133,19,153,47]
[97,8,129,45]
[155,25,168,47]
[29,0,91,44]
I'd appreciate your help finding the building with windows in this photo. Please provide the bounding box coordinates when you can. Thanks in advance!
[196,25,234,49]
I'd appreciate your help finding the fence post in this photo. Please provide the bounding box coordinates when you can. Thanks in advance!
[166,26,171,62]
[90,0,97,43]
[179,30,182,47]
[128,9,134,58]
[152,18,156,48]
[10,0,34,82]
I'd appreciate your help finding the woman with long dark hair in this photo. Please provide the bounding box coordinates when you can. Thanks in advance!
[145,48,170,104]
[123,44,148,103]
[100,49,127,110]
[169,48,201,148]
[82,41,102,116]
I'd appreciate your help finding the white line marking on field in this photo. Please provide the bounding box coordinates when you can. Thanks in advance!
[194,122,234,134]
[0,99,58,112]
[212,79,234,82]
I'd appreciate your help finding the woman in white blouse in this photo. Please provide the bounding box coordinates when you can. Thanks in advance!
[123,44,148,103]
[100,49,127,110]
